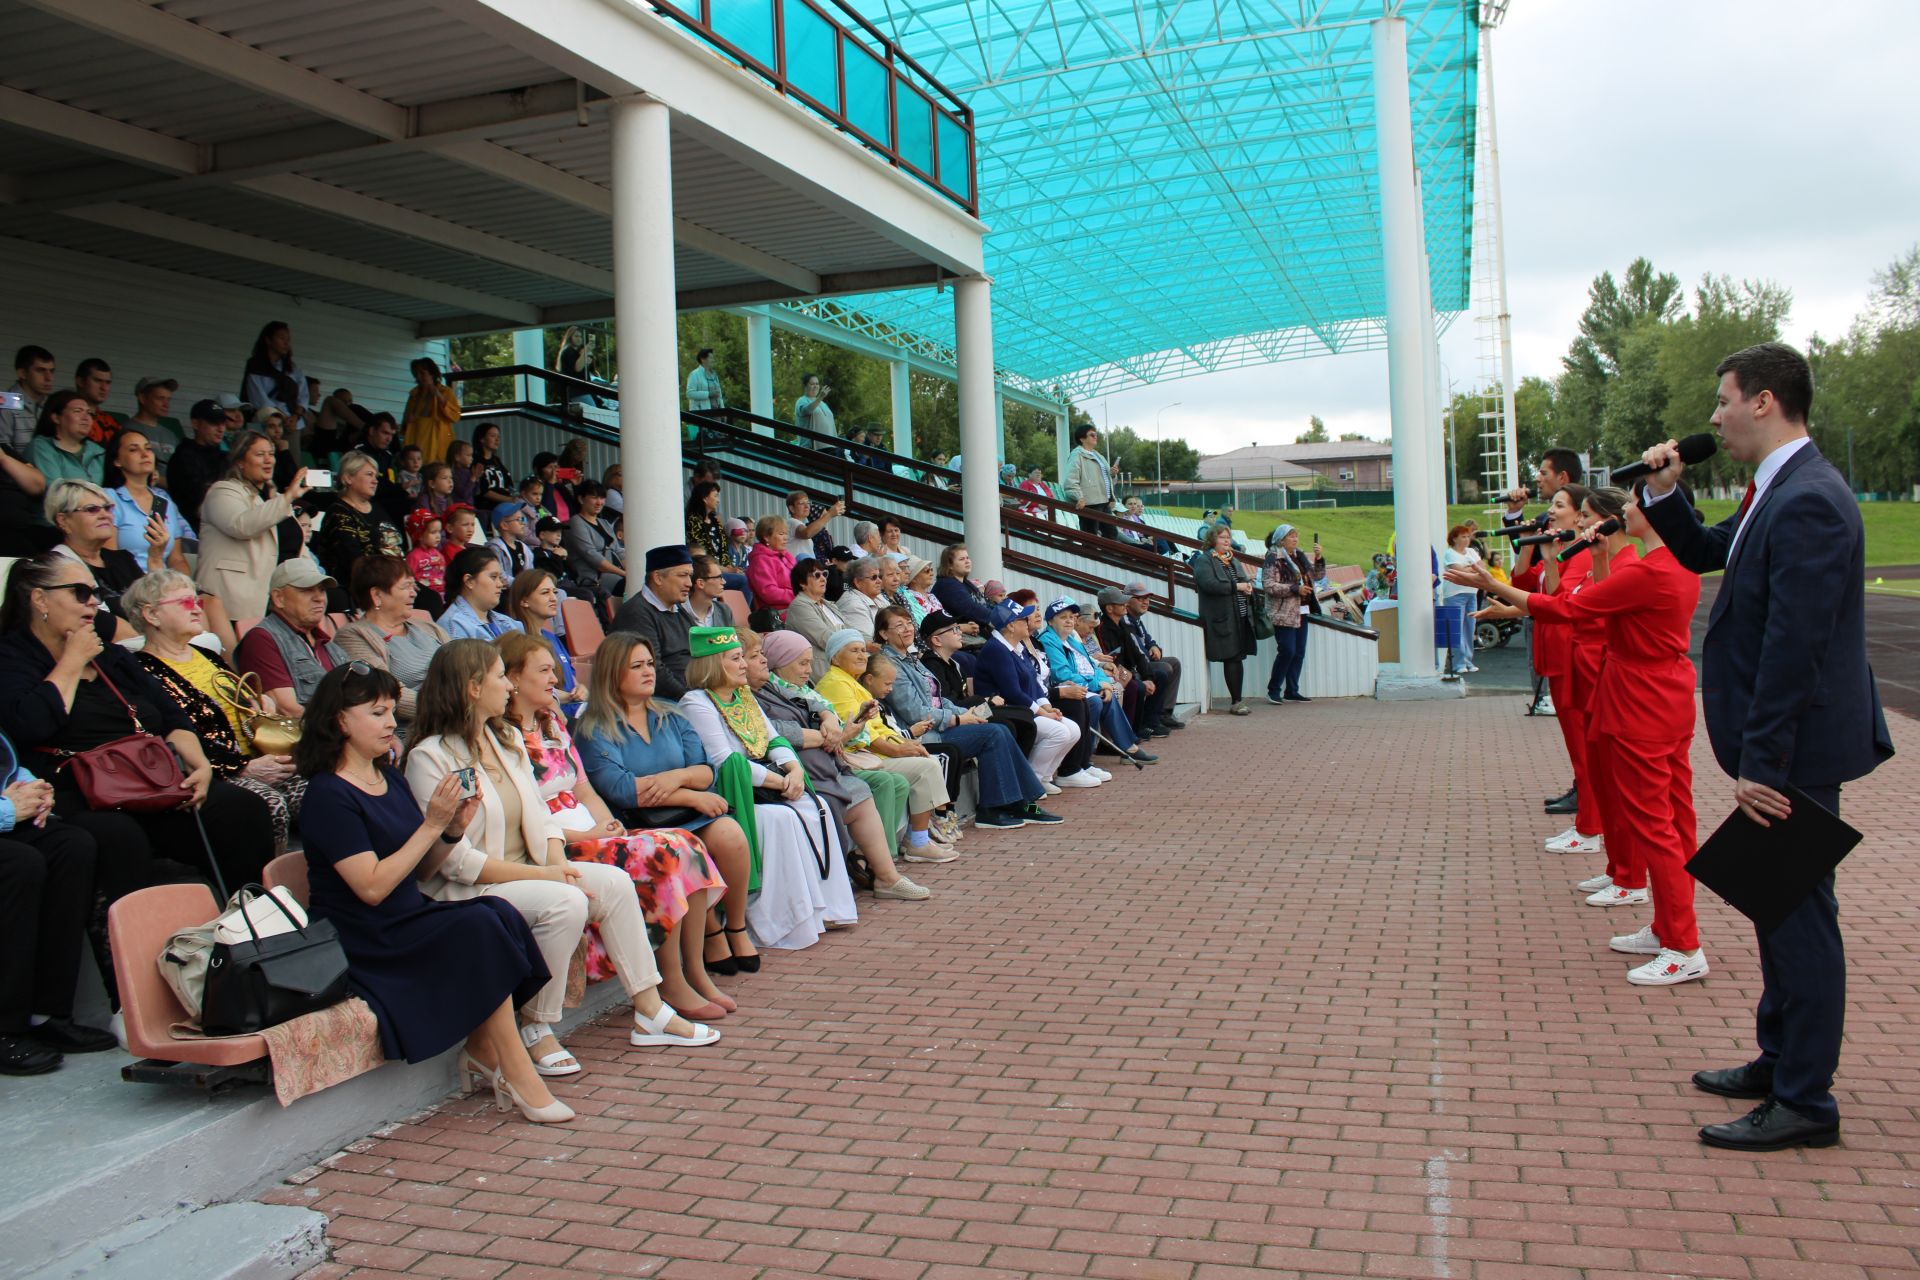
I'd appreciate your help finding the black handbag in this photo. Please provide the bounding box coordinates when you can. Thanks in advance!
[627,805,705,829]
[199,885,351,1037]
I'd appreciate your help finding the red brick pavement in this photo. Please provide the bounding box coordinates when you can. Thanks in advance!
[278,696,1920,1280]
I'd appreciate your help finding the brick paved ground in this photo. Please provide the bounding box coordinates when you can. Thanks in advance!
[278,696,1920,1280]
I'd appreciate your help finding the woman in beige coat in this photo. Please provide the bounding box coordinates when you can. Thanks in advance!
[403,639,717,1079]
[194,429,309,621]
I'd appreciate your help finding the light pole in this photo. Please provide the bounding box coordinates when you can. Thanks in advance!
[1155,401,1182,496]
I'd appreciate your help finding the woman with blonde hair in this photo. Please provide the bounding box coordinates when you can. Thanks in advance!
[574,632,759,978]
[196,429,310,621]
[404,640,718,1079]
[678,626,857,949]
[500,632,733,1019]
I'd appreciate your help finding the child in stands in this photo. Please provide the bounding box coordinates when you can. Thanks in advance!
[442,505,480,562]
[406,510,447,598]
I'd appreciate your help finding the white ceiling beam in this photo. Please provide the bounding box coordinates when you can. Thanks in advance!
[432,139,823,295]
[18,0,410,140]
[65,203,540,325]
[237,173,614,293]
[0,84,203,174]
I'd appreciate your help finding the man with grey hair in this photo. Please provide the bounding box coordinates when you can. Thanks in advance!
[834,555,885,637]
[848,520,883,559]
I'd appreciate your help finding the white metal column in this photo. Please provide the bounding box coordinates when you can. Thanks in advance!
[1481,24,1521,492]
[890,359,913,459]
[611,98,682,569]
[746,310,774,432]
[994,386,1007,463]
[511,329,544,404]
[1416,198,1446,548]
[1054,410,1070,497]
[954,276,1003,582]
[1371,17,1445,694]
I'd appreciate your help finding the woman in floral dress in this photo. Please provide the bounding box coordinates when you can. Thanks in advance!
[499,632,733,1020]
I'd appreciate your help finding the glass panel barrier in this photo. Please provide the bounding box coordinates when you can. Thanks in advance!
[935,110,969,200]
[783,0,840,111]
[843,42,890,145]
[708,0,776,69]
[897,83,933,176]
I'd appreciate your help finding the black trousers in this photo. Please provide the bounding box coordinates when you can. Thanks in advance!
[53,780,274,898]
[1055,697,1096,777]
[0,821,97,1032]
[1752,782,1846,1124]
[1133,657,1179,729]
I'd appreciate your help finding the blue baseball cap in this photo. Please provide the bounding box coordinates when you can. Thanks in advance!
[990,600,1036,629]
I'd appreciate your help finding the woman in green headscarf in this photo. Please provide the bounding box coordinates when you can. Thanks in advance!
[677,626,858,949]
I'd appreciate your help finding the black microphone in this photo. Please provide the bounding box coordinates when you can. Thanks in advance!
[1611,433,1717,485]
[1495,514,1550,537]
[1513,528,1577,548]
[1557,518,1622,561]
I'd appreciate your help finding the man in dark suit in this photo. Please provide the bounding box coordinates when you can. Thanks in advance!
[1640,342,1893,1153]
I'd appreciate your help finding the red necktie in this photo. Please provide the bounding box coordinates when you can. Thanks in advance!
[1736,480,1756,519]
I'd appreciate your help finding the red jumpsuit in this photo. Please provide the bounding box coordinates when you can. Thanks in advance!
[1515,547,1592,825]
[1531,546,1702,951]
[1567,546,1638,854]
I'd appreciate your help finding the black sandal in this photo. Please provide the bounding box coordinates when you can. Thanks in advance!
[725,925,761,974]
[703,926,738,976]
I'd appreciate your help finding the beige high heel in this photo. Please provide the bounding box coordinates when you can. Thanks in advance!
[458,1051,496,1094]
[491,1070,576,1124]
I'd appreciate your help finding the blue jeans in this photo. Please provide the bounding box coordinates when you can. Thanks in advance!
[1093,693,1137,750]
[1266,623,1307,698]
[722,570,750,605]
[1443,597,1475,669]
[934,721,1043,810]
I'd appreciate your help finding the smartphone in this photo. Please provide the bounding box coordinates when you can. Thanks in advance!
[556,467,582,482]
[150,492,170,522]
[453,766,478,797]
[0,391,22,411]
[305,468,334,490]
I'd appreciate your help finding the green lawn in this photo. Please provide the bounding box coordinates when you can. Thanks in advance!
[1158,499,1920,572]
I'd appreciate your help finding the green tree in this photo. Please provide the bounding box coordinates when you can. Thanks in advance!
[1653,275,1791,484]
[1807,247,1920,493]
[1296,414,1329,443]
[1337,431,1370,441]
[1556,258,1683,454]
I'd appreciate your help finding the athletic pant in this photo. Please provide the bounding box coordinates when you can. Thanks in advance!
[1547,671,1588,813]
[1589,734,1637,887]
[1604,734,1697,951]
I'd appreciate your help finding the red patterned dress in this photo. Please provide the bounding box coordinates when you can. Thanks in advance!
[520,719,726,978]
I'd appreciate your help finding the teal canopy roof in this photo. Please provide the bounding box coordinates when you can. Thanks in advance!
[791,0,1479,400]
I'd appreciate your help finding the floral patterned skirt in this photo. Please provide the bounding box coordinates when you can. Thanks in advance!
[568,827,726,981]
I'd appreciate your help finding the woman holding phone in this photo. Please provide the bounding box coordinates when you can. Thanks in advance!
[1445,481,1706,986]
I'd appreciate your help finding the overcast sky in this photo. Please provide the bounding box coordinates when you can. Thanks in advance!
[1092,0,1920,458]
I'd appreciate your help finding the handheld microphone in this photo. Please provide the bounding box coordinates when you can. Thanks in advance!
[1513,528,1577,548]
[1611,433,1717,485]
[1557,518,1622,562]
[1495,514,1550,537]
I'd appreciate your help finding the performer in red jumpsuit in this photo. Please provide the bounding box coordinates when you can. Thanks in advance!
[1506,485,1595,854]
[1450,481,1706,985]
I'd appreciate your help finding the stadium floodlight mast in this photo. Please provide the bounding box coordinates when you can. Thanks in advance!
[1156,401,1182,493]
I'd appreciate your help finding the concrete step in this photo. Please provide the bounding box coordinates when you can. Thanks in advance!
[25,1203,325,1280]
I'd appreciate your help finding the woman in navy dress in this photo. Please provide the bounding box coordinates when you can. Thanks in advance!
[294,662,574,1124]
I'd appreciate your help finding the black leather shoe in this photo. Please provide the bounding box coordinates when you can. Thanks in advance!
[1543,785,1575,809]
[1127,750,1158,764]
[1699,1098,1839,1152]
[1693,1063,1773,1100]
[0,1033,62,1076]
[1544,787,1578,815]
[1283,693,1311,703]
[26,1018,117,1054]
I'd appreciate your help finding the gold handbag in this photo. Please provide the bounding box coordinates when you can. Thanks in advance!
[210,668,303,756]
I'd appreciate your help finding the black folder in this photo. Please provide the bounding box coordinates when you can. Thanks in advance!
[1686,786,1862,935]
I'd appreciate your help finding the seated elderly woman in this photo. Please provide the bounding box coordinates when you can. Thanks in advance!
[440,546,523,641]
[573,632,759,978]
[292,664,571,1124]
[1038,598,1157,770]
[0,552,274,895]
[505,569,583,713]
[499,632,733,1019]
[782,558,841,679]
[123,571,306,853]
[970,599,1085,792]
[234,560,343,718]
[333,555,450,731]
[404,639,718,1079]
[45,478,142,641]
[753,629,925,901]
[814,628,958,857]
[678,626,858,950]
[872,606,1053,830]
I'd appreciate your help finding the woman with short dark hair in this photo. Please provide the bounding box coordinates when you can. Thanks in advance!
[402,358,460,466]
[1191,523,1257,714]
[333,555,451,726]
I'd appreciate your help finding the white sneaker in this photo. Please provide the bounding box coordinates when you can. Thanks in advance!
[1543,826,1579,850]
[1609,924,1663,955]
[1533,694,1556,716]
[1585,885,1649,908]
[1549,831,1605,855]
[1054,771,1102,789]
[1576,872,1614,894]
[1087,766,1114,782]
[1042,781,1061,795]
[902,841,957,863]
[873,876,931,900]
[1627,948,1709,986]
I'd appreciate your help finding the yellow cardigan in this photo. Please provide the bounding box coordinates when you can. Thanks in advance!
[816,665,904,747]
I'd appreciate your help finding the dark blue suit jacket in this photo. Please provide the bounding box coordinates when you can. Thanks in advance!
[971,634,1045,707]
[1644,441,1892,788]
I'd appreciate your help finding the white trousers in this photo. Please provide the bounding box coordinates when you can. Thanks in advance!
[1028,713,1081,783]
[475,862,659,1023]
[748,795,858,950]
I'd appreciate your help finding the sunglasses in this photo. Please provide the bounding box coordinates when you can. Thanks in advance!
[46,582,100,604]
[65,503,114,518]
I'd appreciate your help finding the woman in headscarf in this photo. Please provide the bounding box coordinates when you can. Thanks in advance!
[1190,522,1258,715]
[1261,524,1324,704]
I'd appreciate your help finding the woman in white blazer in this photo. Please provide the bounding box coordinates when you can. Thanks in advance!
[404,639,717,1077]
[194,429,309,621]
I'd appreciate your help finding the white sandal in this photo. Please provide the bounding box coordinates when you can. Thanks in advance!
[519,1022,583,1077]
[631,1003,720,1048]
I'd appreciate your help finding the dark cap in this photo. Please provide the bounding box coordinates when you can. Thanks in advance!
[189,398,228,424]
